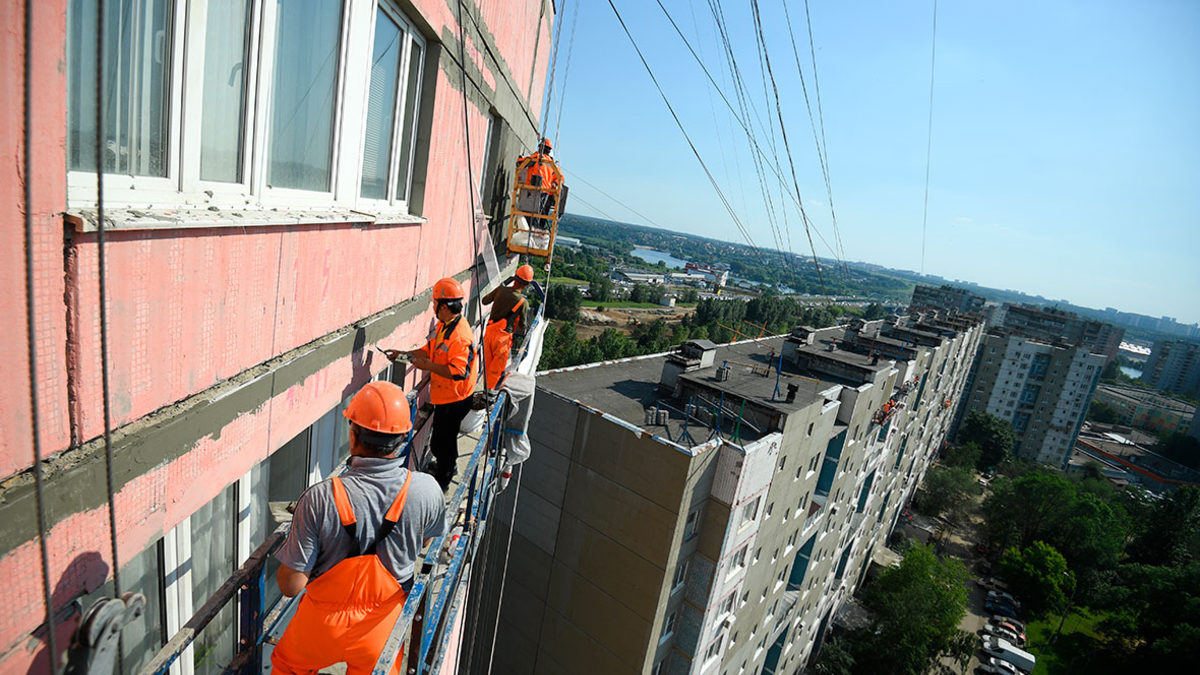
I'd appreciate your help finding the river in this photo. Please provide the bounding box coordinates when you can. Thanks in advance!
[631,247,687,269]
[1120,366,1142,380]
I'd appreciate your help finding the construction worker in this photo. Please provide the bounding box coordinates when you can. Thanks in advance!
[271,381,447,675]
[517,139,561,228]
[393,277,478,490]
[480,264,544,390]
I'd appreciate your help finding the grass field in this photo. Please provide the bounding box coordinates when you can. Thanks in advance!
[1024,608,1119,675]
[548,276,589,285]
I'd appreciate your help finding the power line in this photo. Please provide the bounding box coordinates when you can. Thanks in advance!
[652,0,843,262]
[749,0,827,294]
[921,0,939,274]
[561,167,663,228]
[568,194,620,223]
[605,0,765,263]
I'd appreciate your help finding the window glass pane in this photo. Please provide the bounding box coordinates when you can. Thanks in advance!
[361,9,403,199]
[191,484,236,675]
[80,541,165,675]
[66,0,173,176]
[268,0,343,191]
[394,40,423,202]
[199,0,251,182]
[249,428,311,611]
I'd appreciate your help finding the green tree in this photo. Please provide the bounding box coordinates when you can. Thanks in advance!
[917,466,975,522]
[998,541,1074,616]
[594,328,632,361]
[811,636,855,675]
[1126,486,1200,567]
[850,543,970,675]
[942,442,981,470]
[957,411,1015,470]
[546,284,581,321]
[1087,399,1121,424]
[1156,433,1200,471]
[681,288,700,303]
[863,302,887,320]
[630,283,650,303]
[588,276,612,302]
[1101,360,1123,382]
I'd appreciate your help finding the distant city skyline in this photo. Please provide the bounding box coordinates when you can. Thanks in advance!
[548,0,1200,323]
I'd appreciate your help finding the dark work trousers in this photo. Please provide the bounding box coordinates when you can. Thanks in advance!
[429,396,473,489]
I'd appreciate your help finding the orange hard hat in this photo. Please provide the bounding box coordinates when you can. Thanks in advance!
[343,381,412,434]
[432,277,465,301]
[516,264,535,282]
[539,138,552,150]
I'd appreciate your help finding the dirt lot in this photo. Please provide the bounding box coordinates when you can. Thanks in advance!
[574,305,695,340]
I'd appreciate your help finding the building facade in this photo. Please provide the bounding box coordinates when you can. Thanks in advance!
[959,333,1105,468]
[998,304,1124,364]
[1091,384,1194,435]
[1141,339,1200,398]
[909,284,986,316]
[470,316,983,675]
[1,1,554,673]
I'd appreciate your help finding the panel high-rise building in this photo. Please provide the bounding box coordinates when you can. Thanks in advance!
[959,333,1105,467]
[469,316,984,674]
[1142,340,1200,398]
[910,284,987,316]
[998,304,1124,364]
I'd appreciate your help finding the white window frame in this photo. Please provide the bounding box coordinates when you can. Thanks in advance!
[672,558,689,594]
[659,609,677,644]
[67,0,428,219]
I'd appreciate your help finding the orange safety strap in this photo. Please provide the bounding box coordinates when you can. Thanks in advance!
[330,476,357,527]
[383,472,413,523]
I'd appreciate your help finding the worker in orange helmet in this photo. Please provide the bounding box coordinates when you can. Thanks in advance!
[271,381,447,675]
[517,139,561,229]
[387,277,478,490]
[481,264,544,390]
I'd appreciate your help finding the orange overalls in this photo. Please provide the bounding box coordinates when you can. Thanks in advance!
[271,473,413,675]
[483,296,525,390]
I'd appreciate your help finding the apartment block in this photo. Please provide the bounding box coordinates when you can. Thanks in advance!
[1142,339,1200,397]
[469,315,983,675]
[1,1,553,672]
[1092,384,1194,435]
[910,284,987,316]
[960,334,1105,467]
[998,304,1124,364]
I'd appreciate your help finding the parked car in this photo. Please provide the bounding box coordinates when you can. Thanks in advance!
[981,623,1026,647]
[976,657,1019,675]
[976,576,1010,592]
[986,600,1020,620]
[980,637,1036,673]
[990,616,1027,633]
[988,590,1021,607]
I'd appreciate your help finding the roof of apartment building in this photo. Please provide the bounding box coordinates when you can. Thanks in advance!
[1096,383,1197,416]
[538,328,906,449]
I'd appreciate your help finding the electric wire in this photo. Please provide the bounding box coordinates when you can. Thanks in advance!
[569,193,621,223]
[23,0,58,670]
[921,0,939,273]
[552,0,580,153]
[606,0,765,264]
[560,168,661,228]
[801,0,847,271]
[653,0,842,262]
[749,0,827,295]
[95,0,123,604]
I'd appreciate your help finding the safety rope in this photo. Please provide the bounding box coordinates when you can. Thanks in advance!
[23,0,58,670]
[483,463,523,674]
[94,0,123,605]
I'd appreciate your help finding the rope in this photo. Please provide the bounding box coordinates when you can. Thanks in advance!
[23,0,58,669]
[552,0,580,153]
[484,463,523,674]
[921,0,939,274]
[93,0,123,603]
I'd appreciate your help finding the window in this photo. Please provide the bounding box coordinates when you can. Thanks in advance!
[673,559,689,593]
[731,546,748,572]
[741,497,760,525]
[65,0,428,213]
[685,506,704,540]
[719,593,735,616]
[660,609,677,643]
[705,632,725,662]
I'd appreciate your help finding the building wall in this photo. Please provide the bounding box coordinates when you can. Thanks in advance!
[0,1,554,672]
[962,334,1103,468]
[1143,340,1200,397]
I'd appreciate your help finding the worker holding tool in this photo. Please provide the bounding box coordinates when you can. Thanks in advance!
[271,380,447,675]
[385,277,478,490]
[480,264,543,391]
[517,138,561,228]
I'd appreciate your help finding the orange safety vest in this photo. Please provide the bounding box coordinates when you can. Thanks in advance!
[420,315,478,405]
[519,152,560,189]
[271,473,412,675]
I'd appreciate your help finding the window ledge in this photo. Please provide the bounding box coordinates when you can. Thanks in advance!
[65,205,426,233]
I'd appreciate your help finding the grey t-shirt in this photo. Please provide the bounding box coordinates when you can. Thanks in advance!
[276,456,447,582]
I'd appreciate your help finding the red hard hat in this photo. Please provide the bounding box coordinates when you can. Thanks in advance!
[516,264,535,282]
[343,381,412,434]
[432,277,465,301]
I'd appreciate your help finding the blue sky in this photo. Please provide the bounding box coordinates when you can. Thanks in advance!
[544,0,1200,323]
